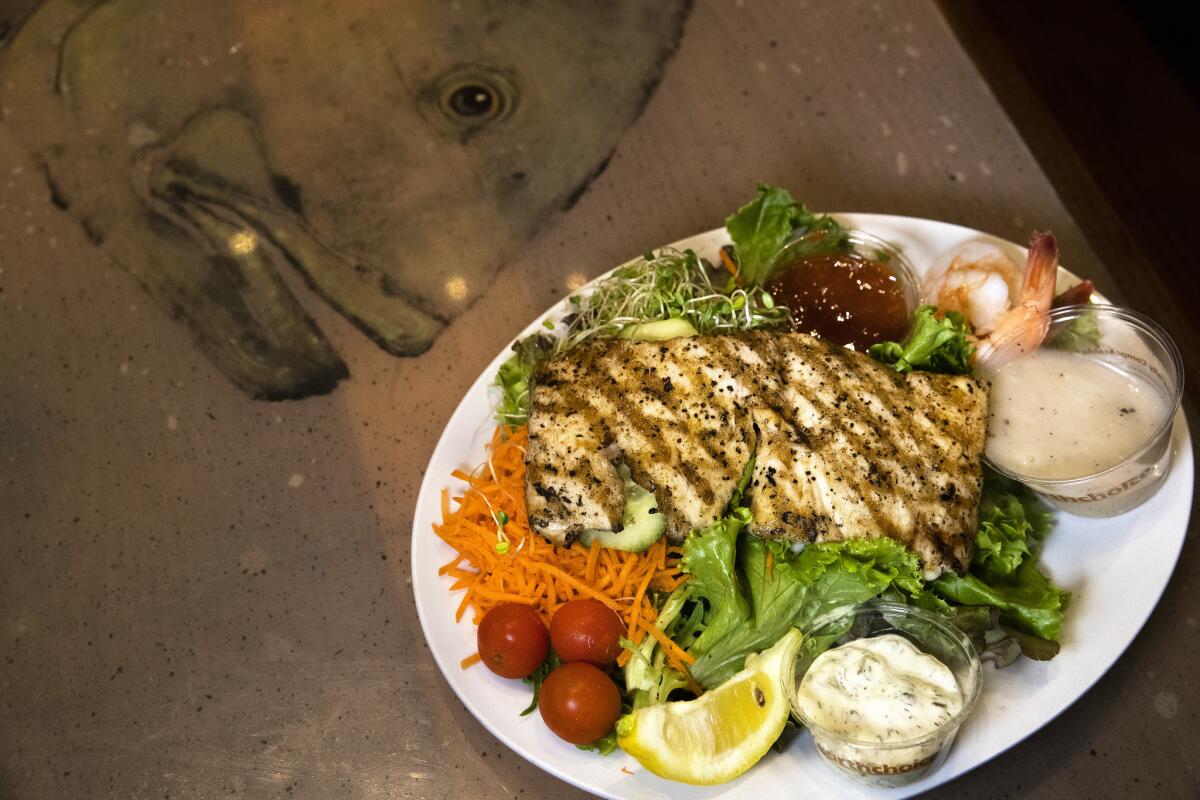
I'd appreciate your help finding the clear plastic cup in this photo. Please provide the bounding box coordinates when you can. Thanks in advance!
[843,230,924,315]
[785,601,982,788]
[767,229,923,352]
[772,229,924,315]
[983,304,1183,517]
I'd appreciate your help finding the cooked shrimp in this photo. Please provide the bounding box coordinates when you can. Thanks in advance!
[922,242,1024,335]
[973,232,1059,371]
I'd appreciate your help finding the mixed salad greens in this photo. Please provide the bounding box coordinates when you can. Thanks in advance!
[624,466,1067,704]
[487,183,1071,763]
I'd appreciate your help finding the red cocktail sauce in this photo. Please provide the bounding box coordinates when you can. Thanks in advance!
[767,251,909,350]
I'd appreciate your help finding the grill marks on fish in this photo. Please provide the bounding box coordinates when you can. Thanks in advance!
[525,333,988,575]
[729,334,983,575]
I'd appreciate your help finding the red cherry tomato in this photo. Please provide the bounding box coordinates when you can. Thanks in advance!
[477,603,549,679]
[550,598,626,667]
[538,662,622,744]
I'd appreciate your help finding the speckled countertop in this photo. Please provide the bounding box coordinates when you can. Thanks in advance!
[1,1,1196,798]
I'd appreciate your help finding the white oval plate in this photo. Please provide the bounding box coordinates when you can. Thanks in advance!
[411,214,1193,799]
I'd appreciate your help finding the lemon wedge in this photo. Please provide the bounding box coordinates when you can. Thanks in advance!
[616,628,803,785]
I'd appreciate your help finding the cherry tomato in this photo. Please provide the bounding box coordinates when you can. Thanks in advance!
[538,662,622,744]
[550,598,626,667]
[477,603,549,679]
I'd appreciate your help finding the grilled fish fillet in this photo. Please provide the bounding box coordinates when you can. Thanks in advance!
[524,332,988,577]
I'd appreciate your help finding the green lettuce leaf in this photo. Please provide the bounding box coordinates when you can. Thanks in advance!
[868,305,974,375]
[494,333,556,427]
[680,508,753,658]
[576,731,619,755]
[681,529,924,689]
[641,475,1068,694]
[681,537,808,687]
[932,558,1069,642]
[934,478,1068,642]
[972,495,1033,580]
[520,648,562,716]
[729,454,756,510]
[725,184,848,286]
[1048,308,1100,352]
[1001,624,1061,661]
[971,487,1053,584]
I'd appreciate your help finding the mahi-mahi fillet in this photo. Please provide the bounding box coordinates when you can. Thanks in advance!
[524,332,988,577]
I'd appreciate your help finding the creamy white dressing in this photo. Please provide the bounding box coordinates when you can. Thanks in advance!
[795,634,963,751]
[985,349,1170,480]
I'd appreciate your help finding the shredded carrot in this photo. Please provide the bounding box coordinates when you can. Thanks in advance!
[584,539,601,585]
[627,566,657,649]
[432,425,690,675]
[460,652,482,669]
[719,246,739,281]
[637,615,696,666]
[765,549,774,581]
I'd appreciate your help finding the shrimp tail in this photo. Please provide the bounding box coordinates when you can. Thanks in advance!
[974,232,1059,371]
[1022,231,1060,310]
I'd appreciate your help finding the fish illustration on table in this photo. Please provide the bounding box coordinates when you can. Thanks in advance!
[0,0,691,398]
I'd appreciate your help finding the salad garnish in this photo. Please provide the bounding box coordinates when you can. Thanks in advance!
[624,469,1068,697]
[868,304,975,375]
[725,183,849,285]
[931,472,1070,647]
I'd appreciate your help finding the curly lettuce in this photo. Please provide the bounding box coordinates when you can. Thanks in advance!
[971,482,1054,583]
[932,476,1069,644]
[868,304,974,375]
[1050,313,1100,352]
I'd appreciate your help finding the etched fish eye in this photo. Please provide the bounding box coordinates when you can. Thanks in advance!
[426,66,517,132]
[447,84,497,118]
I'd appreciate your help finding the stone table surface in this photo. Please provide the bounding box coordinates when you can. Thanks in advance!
[1,1,1195,798]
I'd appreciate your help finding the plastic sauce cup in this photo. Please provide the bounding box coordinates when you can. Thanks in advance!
[763,227,921,347]
[983,304,1183,517]
[842,229,924,315]
[785,601,982,788]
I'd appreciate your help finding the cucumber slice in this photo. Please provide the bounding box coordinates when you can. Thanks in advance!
[581,464,666,552]
[618,318,699,341]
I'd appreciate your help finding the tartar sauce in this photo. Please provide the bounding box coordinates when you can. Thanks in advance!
[795,634,963,768]
[986,349,1170,480]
